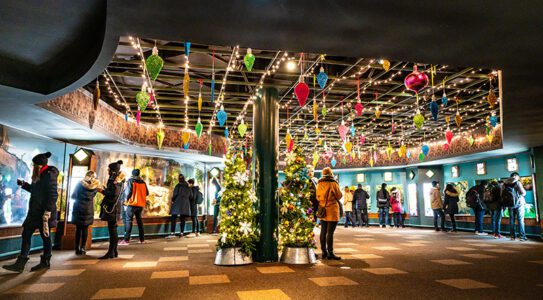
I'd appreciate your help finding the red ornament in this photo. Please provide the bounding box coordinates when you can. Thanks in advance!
[404,65,429,93]
[355,102,363,116]
[359,134,365,145]
[288,139,294,152]
[445,129,453,145]
[294,81,310,107]
[443,143,449,151]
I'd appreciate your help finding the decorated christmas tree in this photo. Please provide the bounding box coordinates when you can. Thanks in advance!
[279,146,316,249]
[216,149,259,256]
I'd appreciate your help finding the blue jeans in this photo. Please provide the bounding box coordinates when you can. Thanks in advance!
[508,206,526,239]
[433,209,445,230]
[473,207,485,233]
[490,209,502,235]
[344,211,355,227]
[378,207,389,226]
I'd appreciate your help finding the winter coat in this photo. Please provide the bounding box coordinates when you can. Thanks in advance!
[316,175,342,221]
[390,194,402,213]
[171,181,192,216]
[125,176,149,208]
[21,165,59,228]
[308,177,319,209]
[71,178,100,226]
[503,177,526,207]
[189,186,201,217]
[100,172,125,222]
[443,190,459,214]
[353,188,370,210]
[430,187,443,209]
[485,183,503,210]
[376,189,390,208]
[343,192,353,212]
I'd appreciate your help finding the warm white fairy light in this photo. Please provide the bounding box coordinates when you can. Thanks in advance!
[102,70,133,117]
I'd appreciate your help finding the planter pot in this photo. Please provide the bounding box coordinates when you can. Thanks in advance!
[280,247,317,265]
[214,247,253,266]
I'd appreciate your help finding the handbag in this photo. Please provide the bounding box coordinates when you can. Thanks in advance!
[100,182,125,220]
[316,188,332,219]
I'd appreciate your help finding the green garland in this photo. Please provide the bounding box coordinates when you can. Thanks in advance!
[216,149,259,256]
[279,146,316,249]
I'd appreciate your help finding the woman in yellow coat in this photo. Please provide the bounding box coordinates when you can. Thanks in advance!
[316,167,343,260]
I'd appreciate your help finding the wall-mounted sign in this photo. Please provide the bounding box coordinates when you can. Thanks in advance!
[506,158,518,172]
[384,172,393,182]
[451,165,459,178]
[356,173,365,183]
[476,162,486,175]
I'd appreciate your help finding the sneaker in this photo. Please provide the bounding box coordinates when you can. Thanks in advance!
[118,240,129,245]
[165,234,176,239]
[510,237,516,241]
[196,233,200,237]
[179,233,184,239]
[138,240,146,244]
[519,237,528,242]
[476,232,488,236]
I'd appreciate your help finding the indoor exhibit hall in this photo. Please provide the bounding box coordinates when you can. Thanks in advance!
[0,2,542,300]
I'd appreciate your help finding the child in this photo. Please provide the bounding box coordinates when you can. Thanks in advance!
[390,187,403,228]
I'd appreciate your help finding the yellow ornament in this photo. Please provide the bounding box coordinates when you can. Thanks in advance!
[455,112,462,127]
[369,157,374,167]
[181,130,190,145]
[318,138,323,146]
[445,115,451,124]
[183,69,190,98]
[312,151,319,167]
[487,90,497,108]
[398,144,407,158]
[487,134,494,144]
[345,141,353,153]
[375,107,381,119]
[285,131,292,146]
[313,99,318,121]
[386,142,393,160]
[351,151,356,159]
[197,94,202,111]
[382,59,391,72]
[315,127,321,135]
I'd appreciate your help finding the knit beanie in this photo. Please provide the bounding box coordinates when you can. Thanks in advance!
[108,160,123,172]
[132,169,140,177]
[32,152,51,166]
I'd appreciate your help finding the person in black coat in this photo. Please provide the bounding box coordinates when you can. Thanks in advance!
[376,183,390,228]
[166,174,192,238]
[353,184,370,227]
[3,152,59,273]
[188,179,201,236]
[71,170,101,255]
[443,184,460,232]
[99,160,125,259]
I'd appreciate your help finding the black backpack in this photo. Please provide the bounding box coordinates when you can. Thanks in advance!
[483,184,500,203]
[501,183,519,208]
[466,188,480,208]
[196,190,204,205]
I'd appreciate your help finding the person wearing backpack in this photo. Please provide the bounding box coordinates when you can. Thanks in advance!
[443,184,460,232]
[390,187,403,228]
[485,181,504,238]
[430,181,446,232]
[120,169,149,245]
[502,172,527,241]
[353,184,370,227]
[467,181,487,235]
[376,183,390,228]
[188,179,203,236]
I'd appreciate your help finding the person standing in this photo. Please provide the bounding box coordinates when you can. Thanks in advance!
[485,181,503,238]
[316,167,342,260]
[353,184,370,227]
[120,169,148,245]
[307,166,320,225]
[377,183,390,228]
[443,184,459,232]
[211,178,222,234]
[2,152,58,273]
[342,186,355,228]
[467,181,487,235]
[166,174,192,238]
[430,181,446,232]
[502,172,527,241]
[390,187,403,228]
[98,160,125,259]
[71,171,101,255]
[188,179,203,236]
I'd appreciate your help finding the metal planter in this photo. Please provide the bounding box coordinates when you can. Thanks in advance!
[280,247,317,265]
[214,247,253,266]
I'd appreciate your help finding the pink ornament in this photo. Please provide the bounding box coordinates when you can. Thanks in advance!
[404,65,429,93]
[288,139,294,152]
[443,143,449,151]
[338,122,349,141]
[294,81,310,107]
[445,130,453,145]
[355,102,364,116]
[391,121,396,134]
[148,92,155,107]
[359,134,365,145]
[136,109,141,126]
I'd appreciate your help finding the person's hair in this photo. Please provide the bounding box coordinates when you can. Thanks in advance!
[344,186,349,190]
[188,179,195,185]
[479,180,487,186]
[357,184,362,188]
[511,172,519,178]
[445,184,456,193]
[381,183,387,189]
[432,181,439,187]
[179,174,185,182]
[391,187,397,191]
[322,167,333,177]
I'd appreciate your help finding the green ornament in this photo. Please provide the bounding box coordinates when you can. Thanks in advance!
[146,46,164,80]
[413,112,425,130]
[419,152,425,162]
[238,121,248,138]
[244,48,255,72]
[468,136,475,146]
[322,105,327,117]
[136,87,150,112]
[208,144,212,155]
[195,118,203,138]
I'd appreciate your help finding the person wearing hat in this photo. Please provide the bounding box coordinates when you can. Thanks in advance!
[71,170,101,255]
[99,160,125,259]
[120,169,148,244]
[430,180,446,232]
[3,152,59,273]
[316,167,343,260]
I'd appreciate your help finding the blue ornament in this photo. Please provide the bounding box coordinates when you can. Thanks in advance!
[331,157,337,167]
[406,151,411,159]
[125,113,128,121]
[429,100,439,121]
[185,42,191,56]
[422,144,430,156]
[317,67,328,89]
[490,115,498,127]
[217,106,227,127]
[210,78,215,103]
[441,95,448,106]
[350,124,355,137]
[183,143,190,150]
[224,127,229,138]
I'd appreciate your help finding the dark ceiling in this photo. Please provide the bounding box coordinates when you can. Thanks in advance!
[0,0,542,152]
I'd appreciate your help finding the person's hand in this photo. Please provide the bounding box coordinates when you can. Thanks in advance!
[16,179,24,186]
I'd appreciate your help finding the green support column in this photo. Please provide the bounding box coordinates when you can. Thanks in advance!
[253,88,279,262]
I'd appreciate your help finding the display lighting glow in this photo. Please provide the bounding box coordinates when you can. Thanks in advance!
[286,60,297,71]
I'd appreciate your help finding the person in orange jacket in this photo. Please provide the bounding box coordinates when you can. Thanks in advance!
[120,169,148,244]
[316,167,343,260]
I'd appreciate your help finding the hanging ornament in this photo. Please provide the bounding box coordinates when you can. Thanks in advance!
[304,131,309,140]
[183,69,190,98]
[429,98,439,121]
[373,150,378,163]
[338,121,349,141]
[156,129,165,150]
[445,115,451,124]
[489,114,498,127]
[136,108,141,126]
[315,126,321,135]
[184,42,191,56]
[321,105,327,117]
[313,98,318,121]
[217,105,227,127]
[391,120,396,134]
[345,140,353,153]
[369,157,374,167]
[195,118,203,138]
[181,130,190,146]
[316,66,328,89]
[406,151,412,159]
[294,53,309,107]
[443,143,449,151]
[445,129,454,145]
[399,144,407,158]
[312,151,319,167]
[146,45,164,80]
[210,51,216,103]
[441,79,448,106]
[419,152,425,162]
[183,143,190,150]
[455,112,462,127]
[350,124,355,137]
[413,111,425,130]
[243,48,255,72]
[404,65,429,93]
[136,84,150,112]
[224,127,229,138]
[381,59,391,72]
[93,79,100,111]
[288,138,294,152]
[375,107,381,119]
[147,88,155,107]
[468,136,475,146]
[342,156,347,164]
[285,130,292,147]
[318,138,323,146]
[422,144,430,156]
[238,120,247,138]
[487,134,494,144]
[331,157,337,168]
[125,113,128,122]
[487,89,497,108]
[197,79,203,112]
[359,134,365,145]
[386,142,393,160]
[354,102,363,116]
